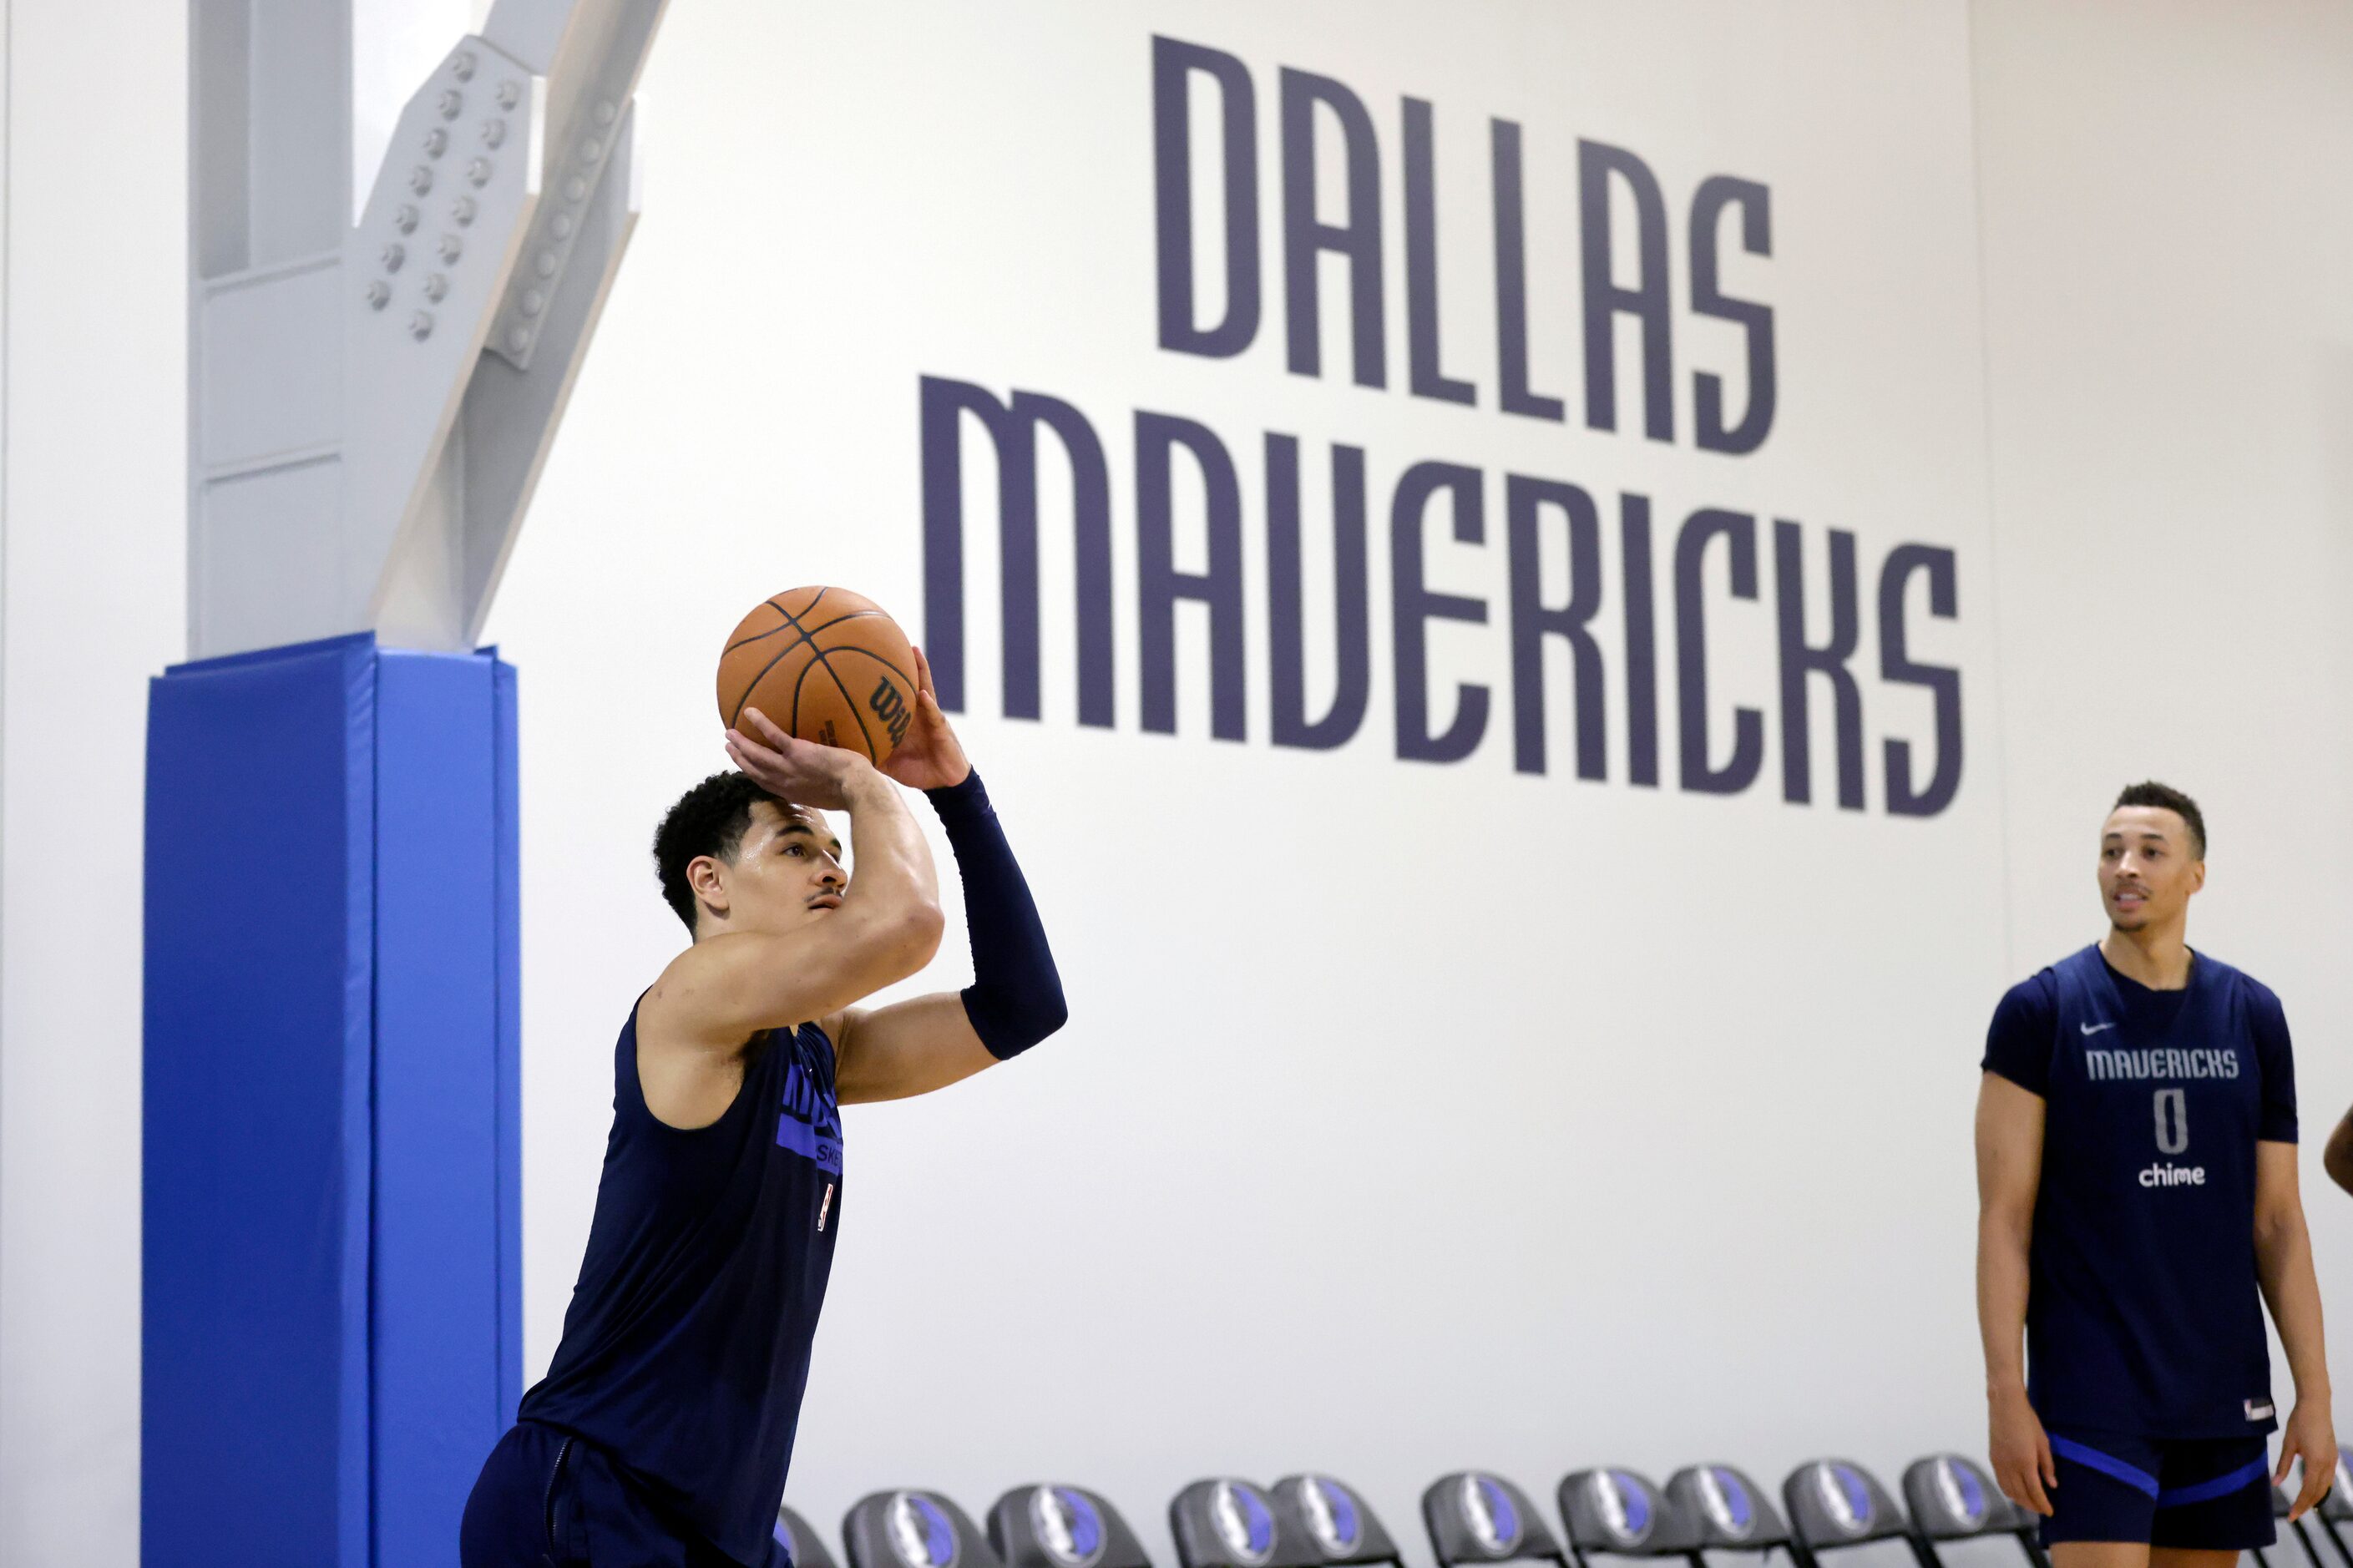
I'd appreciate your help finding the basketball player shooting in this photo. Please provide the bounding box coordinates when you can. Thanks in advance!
[461,644,1067,1566]
[1974,782,2332,1568]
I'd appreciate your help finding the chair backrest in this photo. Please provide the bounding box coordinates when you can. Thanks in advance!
[1422,1472,1566,1568]
[781,1503,844,1568]
[989,1485,1153,1568]
[845,1491,1007,1568]
[1171,1479,1318,1568]
[2319,1449,2353,1523]
[1270,1474,1404,1566]
[1664,1465,1792,1553]
[1902,1456,2027,1541]
[1557,1469,1698,1556]
[1782,1461,1908,1550]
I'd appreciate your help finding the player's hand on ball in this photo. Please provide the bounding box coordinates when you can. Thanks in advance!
[2277,1400,2335,1519]
[876,645,971,792]
[1988,1386,2056,1516]
[726,707,873,810]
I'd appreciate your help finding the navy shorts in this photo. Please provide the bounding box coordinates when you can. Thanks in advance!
[460,1420,791,1567]
[2043,1431,2275,1550]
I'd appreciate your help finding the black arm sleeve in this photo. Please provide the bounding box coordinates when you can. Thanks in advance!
[926,770,1067,1060]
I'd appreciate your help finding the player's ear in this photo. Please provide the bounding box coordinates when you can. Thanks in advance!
[688,853,731,922]
[2189,858,2207,895]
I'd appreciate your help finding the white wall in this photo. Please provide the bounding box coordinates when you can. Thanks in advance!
[0,2,188,1564]
[0,5,2349,1566]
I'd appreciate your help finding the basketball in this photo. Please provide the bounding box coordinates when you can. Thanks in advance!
[716,587,920,766]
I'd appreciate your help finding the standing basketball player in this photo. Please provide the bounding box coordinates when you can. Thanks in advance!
[1976,782,2332,1566]
[461,649,1066,1566]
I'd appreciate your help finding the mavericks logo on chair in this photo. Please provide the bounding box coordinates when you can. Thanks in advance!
[1591,1473,1652,1546]
[889,1493,960,1568]
[1460,1476,1523,1555]
[1031,1487,1106,1568]
[1695,1469,1754,1540]
[1296,1477,1364,1558]
[1212,1481,1278,1566]
[1930,1459,1986,1530]
[1814,1467,1874,1535]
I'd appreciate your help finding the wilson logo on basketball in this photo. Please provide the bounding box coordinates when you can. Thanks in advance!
[869,678,913,748]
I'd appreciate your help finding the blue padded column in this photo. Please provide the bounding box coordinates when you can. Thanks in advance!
[372,647,525,1565]
[144,634,522,1567]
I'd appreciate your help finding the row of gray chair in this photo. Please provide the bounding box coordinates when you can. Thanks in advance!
[773,1454,2132,1568]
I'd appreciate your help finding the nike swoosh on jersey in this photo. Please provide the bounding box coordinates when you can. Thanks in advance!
[2079,1020,2117,1035]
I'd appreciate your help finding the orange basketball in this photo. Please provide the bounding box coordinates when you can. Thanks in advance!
[716,587,920,766]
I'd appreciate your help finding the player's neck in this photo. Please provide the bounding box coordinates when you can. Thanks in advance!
[2100,923,2192,990]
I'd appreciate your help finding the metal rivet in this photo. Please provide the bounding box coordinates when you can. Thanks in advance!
[496,79,522,109]
[393,203,418,234]
[481,119,506,149]
[564,175,587,202]
[380,242,406,271]
[452,51,477,82]
[364,280,390,310]
[468,158,493,187]
[438,233,463,264]
[451,196,477,227]
[423,128,448,158]
[534,250,557,278]
[408,164,433,195]
[506,326,532,354]
[519,289,545,317]
[438,89,463,120]
[583,138,604,163]
[423,273,448,302]
[550,213,574,240]
[594,99,618,127]
[409,311,434,340]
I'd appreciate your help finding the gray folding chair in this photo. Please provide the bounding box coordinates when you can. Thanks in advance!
[1269,1474,1406,1568]
[1558,1468,1700,1568]
[780,1504,843,1568]
[1664,1464,1794,1568]
[1171,1479,1319,1568]
[1423,1472,1568,1568]
[990,1485,1154,1568]
[1900,1455,2045,1568]
[845,1490,1006,1568]
[1781,1460,1909,1568]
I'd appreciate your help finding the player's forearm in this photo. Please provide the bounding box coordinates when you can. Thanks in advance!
[1976,1211,2033,1396]
[839,772,944,953]
[927,770,1066,1059]
[2257,1209,2331,1402]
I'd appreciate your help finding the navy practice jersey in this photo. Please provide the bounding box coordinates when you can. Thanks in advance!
[1983,945,2296,1439]
[519,1004,843,1565]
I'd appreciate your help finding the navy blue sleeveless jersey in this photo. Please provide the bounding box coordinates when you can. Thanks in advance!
[519,1004,843,1565]
[1982,945,2296,1439]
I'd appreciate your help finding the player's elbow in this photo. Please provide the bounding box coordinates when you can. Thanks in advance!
[878,898,946,979]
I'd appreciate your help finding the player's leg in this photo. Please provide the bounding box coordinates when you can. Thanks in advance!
[2050,1544,2151,1568]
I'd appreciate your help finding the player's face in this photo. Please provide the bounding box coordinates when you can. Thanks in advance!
[2097,806,2204,933]
[711,802,848,937]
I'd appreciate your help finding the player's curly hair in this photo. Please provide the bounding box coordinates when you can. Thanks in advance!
[653,771,782,933]
[2113,780,2206,859]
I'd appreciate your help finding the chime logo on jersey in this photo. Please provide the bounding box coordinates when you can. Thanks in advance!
[1461,1475,1523,1555]
[777,1039,843,1176]
[1931,1459,1986,1530]
[1591,1472,1652,1545]
[1297,1476,1363,1557]
[1031,1487,1106,1568]
[888,1493,959,1568]
[1212,1481,1277,1565]
[1814,1465,1873,1535]
[1696,1469,1754,1540]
